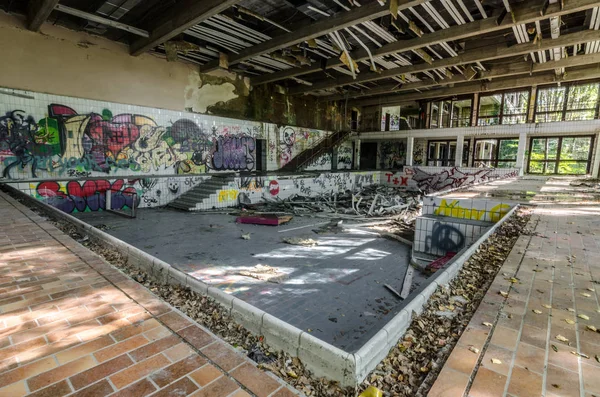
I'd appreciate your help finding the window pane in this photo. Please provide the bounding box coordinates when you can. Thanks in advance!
[430,103,439,128]
[498,161,517,168]
[567,83,599,110]
[474,140,497,161]
[565,110,596,121]
[546,162,556,174]
[503,91,529,115]
[503,115,527,125]
[530,138,559,160]
[479,94,502,117]
[498,139,519,160]
[560,137,592,161]
[537,86,566,112]
[451,99,472,127]
[535,112,563,123]
[529,161,544,173]
[478,116,499,126]
[558,162,588,175]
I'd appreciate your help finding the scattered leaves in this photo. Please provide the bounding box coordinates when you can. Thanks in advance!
[499,291,509,298]
[469,346,480,354]
[578,314,590,320]
[542,304,552,309]
[491,358,502,364]
[582,293,592,297]
[552,345,558,352]
[556,335,569,343]
[482,322,493,327]
[532,310,543,314]
[567,308,576,312]
[571,351,590,359]
[587,287,596,292]
[564,319,575,325]
[586,325,597,332]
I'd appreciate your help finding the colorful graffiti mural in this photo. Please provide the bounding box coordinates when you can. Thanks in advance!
[36,179,139,213]
[0,104,258,179]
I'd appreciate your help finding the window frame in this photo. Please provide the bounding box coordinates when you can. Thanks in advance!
[534,80,600,123]
[477,88,531,126]
[426,139,470,167]
[526,135,595,175]
[472,138,520,168]
[427,95,474,128]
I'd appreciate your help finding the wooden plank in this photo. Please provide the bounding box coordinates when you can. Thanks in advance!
[130,0,241,56]
[324,52,600,101]
[290,29,600,94]
[251,0,600,86]
[28,0,60,31]
[201,0,428,73]
[350,64,600,107]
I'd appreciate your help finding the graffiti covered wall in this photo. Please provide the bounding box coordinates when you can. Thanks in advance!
[8,175,209,213]
[378,141,405,169]
[382,166,519,193]
[414,197,514,257]
[190,171,380,210]
[0,88,264,180]
[269,124,334,171]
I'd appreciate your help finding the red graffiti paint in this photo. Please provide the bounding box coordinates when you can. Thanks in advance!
[269,180,280,196]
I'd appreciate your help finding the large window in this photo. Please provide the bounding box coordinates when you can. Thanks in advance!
[427,140,470,167]
[535,82,600,123]
[528,136,593,175]
[473,138,519,168]
[478,90,530,125]
[428,98,473,128]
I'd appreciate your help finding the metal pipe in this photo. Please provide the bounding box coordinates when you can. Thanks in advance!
[53,4,149,37]
[345,28,377,71]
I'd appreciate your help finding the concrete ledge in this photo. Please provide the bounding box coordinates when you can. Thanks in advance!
[232,298,264,335]
[298,331,356,386]
[261,313,302,357]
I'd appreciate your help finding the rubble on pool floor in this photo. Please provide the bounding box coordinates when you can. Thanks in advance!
[241,185,422,220]
[14,189,531,397]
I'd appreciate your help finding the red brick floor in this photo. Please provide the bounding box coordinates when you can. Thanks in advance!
[0,191,299,397]
[430,206,600,397]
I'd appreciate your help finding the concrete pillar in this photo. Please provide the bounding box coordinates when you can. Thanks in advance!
[406,137,414,166]
[471,93,479,127]
[528,86,537,123]
[516,132,528,176]
[591,133,600,177]
[354,139,361,169]
[455,135,464,167]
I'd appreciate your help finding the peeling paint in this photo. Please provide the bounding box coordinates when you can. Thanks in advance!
[185,73,239,113]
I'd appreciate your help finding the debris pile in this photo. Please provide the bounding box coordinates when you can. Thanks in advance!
[251,185,422,220]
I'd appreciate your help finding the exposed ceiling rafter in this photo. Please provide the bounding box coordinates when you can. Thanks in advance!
[27,0,59,31]
[351,64,600,108]
[324,52,600,101]
[251,0,600,86]
[200,0,430,73]
[130,0,241,56]
[290,29,600,95]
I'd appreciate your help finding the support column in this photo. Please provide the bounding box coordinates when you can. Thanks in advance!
[406,137,414,166]
[591,133,600,177]
[528,86,537,123]
[471,93,479,127]
[516,132,528,176]
[455,135,464,167]
[354,139,361,170]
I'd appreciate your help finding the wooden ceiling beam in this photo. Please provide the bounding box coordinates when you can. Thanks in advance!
[325,52,600,101]
[200,0,429,73]
[289,29,600,95]
[349,64,600,107]
[28,0,60,31]
[130,0,241,56]
[252,0,600,86]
